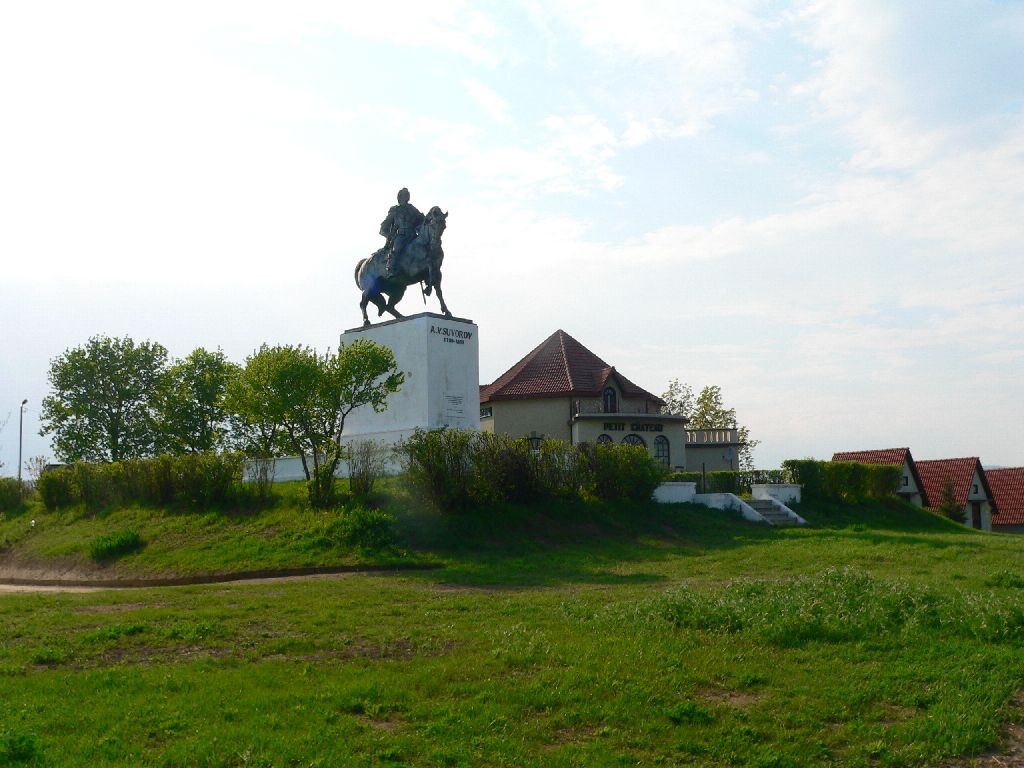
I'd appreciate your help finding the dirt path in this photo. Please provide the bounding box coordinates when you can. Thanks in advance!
[0,562,441,593]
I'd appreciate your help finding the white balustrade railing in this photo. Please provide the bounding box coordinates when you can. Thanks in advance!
[686,429,739,444]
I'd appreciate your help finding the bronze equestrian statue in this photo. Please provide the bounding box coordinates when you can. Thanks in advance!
[355,188,452,327]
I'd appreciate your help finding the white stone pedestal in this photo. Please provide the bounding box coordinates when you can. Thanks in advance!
[339,312,480,447]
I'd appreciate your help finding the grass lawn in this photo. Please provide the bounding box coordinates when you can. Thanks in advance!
[2,486,1024,766]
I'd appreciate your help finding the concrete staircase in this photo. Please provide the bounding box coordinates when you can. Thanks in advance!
[747,498,802,527]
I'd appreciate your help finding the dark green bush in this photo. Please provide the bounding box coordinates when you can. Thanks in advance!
[177,452,243,507]
[782,459,900,502]
[37,467,76,510]
[335,507,395,551]
[580,442,664,503]
[472,431,542,505]
[72,461,121,511]
[88,529,144,561]
[536,439,594,499]
[348,440,389,500]
[0,478,23,513]
[33,454,244,512]
[401,428,664,512]
[402,428,477,513]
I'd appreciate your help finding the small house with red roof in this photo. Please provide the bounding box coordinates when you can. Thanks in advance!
[481,330,743,471]
[831,448,926,506]
[916,458,996,531]
[988,467,1024,534]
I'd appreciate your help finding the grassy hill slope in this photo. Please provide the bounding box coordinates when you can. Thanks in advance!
[2,488,1024,766]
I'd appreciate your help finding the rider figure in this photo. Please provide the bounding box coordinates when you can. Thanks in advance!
[380,188,424,278]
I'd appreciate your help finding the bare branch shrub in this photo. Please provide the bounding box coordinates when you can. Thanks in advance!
[348,440,389,500]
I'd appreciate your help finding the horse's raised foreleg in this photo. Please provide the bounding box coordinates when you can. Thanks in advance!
[384,286,407,320]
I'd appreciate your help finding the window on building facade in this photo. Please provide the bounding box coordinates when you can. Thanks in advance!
[480,406,492,418]
[596,434,613,444]
[602,387,617,414]
[973,483,979,494]
[902,476,908,486]
[622,434,645,447]
[654,435,670,468]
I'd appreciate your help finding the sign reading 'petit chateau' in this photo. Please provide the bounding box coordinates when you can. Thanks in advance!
[603,422,665,432]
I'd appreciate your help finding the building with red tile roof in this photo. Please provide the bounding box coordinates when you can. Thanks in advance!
[480,330,740,472]
[916,458,996,531]
[831,448,926,506]
[988,467,1024,534]
[480,329,663,405]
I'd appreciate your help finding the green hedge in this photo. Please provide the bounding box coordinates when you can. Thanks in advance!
[401,429,664,513]
[0,478,23,513]
[36,453,244,512]
[781,459,901,502]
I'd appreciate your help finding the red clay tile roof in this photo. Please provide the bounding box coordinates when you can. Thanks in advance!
[480,329,664,405]
[988,468,1024,527]
[917,458,995,513]
[832,448,911,466]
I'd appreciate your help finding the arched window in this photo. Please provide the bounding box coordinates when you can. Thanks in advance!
[622,434,645,447]
[596,434,613,444]
[654,435,670,468]
[602,387,617,413]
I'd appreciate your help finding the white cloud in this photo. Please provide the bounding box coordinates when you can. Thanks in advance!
[792,0,948,169]
[533,0,763,142]
[461,78,512,124]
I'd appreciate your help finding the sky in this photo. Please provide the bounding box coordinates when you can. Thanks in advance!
[1,0,1022,473]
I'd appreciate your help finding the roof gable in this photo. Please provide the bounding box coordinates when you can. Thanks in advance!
[480,329,663,404]
[988,467,1024,526]
[917,458,994,512]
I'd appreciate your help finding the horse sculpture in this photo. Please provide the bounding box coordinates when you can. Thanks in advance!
[354,206,451,327]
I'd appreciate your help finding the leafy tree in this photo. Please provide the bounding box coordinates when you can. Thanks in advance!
[660,380,693,421]
[228,339,403,508]
[660,380,760,470]
[689,385,735,430]
[0,411,8,470]
[40,336,169,462]
[937,477,963,522]
[155,348,240,454]
[22,455,49,492]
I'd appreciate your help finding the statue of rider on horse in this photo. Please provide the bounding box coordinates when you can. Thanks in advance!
[354,188,453,327]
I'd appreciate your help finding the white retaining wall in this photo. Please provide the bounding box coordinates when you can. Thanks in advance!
[653,482,697,504]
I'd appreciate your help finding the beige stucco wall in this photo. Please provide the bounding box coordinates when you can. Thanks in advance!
[901,461,920,494]
[959,501,993,531]
[479,409,495,433]
[571,416,686,470]
[897,461,923,505]
[485,397,573,442]
[685,444,741,473]
[962,468,993,531]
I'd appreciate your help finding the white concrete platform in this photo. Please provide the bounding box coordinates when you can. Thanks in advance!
[340,312,480,445]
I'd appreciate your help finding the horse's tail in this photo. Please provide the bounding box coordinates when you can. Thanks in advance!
[354,258,367,289]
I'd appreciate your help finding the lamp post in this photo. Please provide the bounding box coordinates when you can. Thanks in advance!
[527,431,543,453]
[18,399,27,494]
